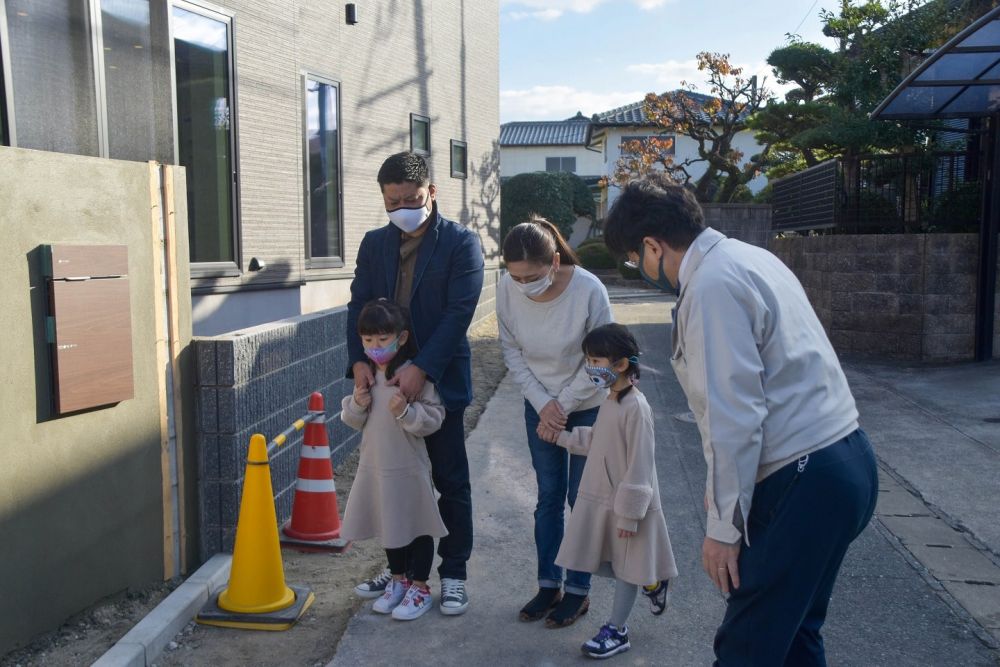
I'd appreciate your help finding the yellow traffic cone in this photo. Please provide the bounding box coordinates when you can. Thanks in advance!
[197,434,315,630]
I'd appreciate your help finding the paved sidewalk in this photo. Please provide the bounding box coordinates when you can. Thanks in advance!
[329,292,1000,666]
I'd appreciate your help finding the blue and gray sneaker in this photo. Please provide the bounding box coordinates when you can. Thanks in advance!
[582,623,630,659]
[642,579,671,616]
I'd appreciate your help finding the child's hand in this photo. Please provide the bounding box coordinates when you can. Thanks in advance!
[389,390,409,419]
[617,528,635,539]
[536,423,561,443]
[353,385,372,409]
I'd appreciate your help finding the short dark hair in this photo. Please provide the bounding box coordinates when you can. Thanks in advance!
[501,215,579,266]
[582,323,640,403]
[603,176,705,257]
[377,151,430,190]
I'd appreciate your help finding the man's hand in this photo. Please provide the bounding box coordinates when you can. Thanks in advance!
[388,390,408,418]
[387,364,427,402]
[702,536,741,595]
[536,422,562,443]
[352,384,372,409]
[352,361,374,392]
[539,400,568,432]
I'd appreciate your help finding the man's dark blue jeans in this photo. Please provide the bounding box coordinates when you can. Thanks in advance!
[714,428,879,667]
[524,400,599,595]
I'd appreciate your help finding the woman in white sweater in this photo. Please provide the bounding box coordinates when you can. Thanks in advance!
[497,217,613,628]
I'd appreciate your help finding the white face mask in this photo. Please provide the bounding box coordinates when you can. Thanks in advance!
[386,196,431,233]
[513,266,554,298]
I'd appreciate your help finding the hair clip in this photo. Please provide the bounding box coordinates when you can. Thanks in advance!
[628,355,639,364]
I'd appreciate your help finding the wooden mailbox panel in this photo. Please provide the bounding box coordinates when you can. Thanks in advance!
[46,245,134,414]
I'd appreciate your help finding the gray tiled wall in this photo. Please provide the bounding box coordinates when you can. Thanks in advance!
[194,276,498,561]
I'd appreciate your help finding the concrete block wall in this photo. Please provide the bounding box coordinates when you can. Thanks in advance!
[772,233,987,361]
[195,282,497,561]
[703,204,772,249]
[194,307,356,561]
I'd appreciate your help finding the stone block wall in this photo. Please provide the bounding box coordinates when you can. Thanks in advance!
[703,204,772,249]
[771,234,987,361]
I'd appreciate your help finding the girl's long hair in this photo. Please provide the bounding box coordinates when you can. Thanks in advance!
[357,299,419,380]
[502,215,579,266]
[582,323,640,402]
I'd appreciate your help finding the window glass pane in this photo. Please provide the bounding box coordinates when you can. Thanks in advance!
[6,0,99,155]
[306,78,341,259]
[411,115,428,153]
[173,5,235,264]
[545,157,559,171]
[563,157,576,172]
[450,140,466,177]
[101,0,173,162]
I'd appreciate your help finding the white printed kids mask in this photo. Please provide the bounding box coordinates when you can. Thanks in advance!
[386,196,431,233]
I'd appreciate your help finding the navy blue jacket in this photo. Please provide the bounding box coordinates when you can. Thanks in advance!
[346,207,485,410]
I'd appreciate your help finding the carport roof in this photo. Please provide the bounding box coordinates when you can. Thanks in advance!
[872,6,1000,120]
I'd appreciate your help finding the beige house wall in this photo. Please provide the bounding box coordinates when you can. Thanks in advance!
[0,147,195,654]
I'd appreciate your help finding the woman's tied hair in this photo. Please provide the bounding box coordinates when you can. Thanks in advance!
[502,215,579,266]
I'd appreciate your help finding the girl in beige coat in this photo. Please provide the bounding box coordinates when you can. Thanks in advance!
[554,323,678,659]
[340,299,447,622]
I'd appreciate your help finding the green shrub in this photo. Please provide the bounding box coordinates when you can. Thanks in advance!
[576,235,606,249]
[576,241,617,270]
[500,171,595,241]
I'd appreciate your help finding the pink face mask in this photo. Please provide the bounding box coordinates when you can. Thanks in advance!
[364,336,400,366]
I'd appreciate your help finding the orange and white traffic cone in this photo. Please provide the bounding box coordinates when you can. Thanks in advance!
[196,434,315,631]
[280,392,350,552]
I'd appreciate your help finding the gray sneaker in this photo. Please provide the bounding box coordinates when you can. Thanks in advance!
[355,568,393,599]
[439,577,469,615]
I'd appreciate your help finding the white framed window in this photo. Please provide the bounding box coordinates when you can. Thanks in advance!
[545,156,576,173]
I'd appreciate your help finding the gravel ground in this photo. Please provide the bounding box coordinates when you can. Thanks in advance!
[0,313,506,667]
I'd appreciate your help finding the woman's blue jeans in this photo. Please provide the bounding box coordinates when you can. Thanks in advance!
[525,400,598,595]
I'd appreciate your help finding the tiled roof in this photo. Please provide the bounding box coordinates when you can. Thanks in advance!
[499,112,590,146]
[591,91,718,126]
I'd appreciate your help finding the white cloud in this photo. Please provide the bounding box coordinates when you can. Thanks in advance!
[626,58,797,100]
[509,8,563,20]
[501,0,670,20]
[500,85,646,122]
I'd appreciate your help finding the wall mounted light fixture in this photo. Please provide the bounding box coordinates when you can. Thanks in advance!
[346,4,358,24]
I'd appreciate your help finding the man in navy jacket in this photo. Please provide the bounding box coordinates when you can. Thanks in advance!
[347,151,485,615]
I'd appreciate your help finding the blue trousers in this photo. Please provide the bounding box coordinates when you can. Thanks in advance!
[714,429,878,667]
[525,400,598,595]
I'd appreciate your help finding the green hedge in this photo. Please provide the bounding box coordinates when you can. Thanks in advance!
[500,171,596,241]
[576,241,617,270]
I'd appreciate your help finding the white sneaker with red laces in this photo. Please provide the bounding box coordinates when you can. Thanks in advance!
[391,583,434,621]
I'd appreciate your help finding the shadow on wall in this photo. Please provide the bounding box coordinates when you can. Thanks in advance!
[192,260,299,337]
[0,431,165,656]
[469,140,501,262]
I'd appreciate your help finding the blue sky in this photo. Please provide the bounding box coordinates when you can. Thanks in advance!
[499,0,837,122]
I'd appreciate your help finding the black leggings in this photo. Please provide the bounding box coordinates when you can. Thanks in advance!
[385,535,434,582]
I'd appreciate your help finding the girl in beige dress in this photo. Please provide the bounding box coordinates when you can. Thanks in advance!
[340,299,447,621]
[554,323,678,658]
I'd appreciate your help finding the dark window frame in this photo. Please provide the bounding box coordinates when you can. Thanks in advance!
[172,0,242,278]
[450,139,467,179]
[410,112,429,156]
[545,156,576,173]
[302,71,345,269]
